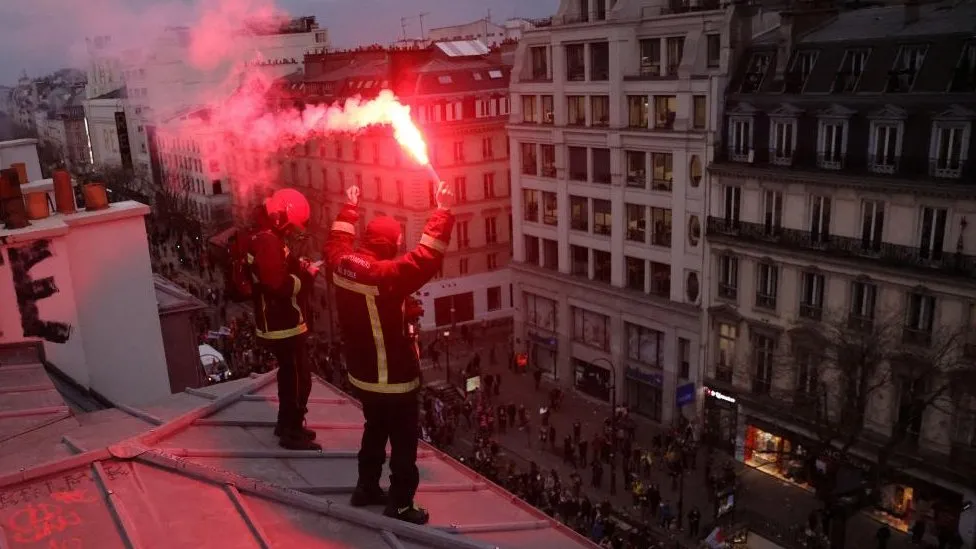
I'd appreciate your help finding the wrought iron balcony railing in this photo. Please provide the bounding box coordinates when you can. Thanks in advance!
[707,217,976,280]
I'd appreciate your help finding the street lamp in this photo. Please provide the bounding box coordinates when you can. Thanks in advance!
[443,329,452,383]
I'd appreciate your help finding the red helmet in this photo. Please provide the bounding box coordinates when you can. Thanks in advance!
[266,188,310,230]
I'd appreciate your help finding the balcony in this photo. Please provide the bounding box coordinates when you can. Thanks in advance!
[707,217,976,281]
[769,148,794,167]
[755,293,777,310]
[799,303,823,321]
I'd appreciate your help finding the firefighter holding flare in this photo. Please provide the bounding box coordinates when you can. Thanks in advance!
[325,180,455,525]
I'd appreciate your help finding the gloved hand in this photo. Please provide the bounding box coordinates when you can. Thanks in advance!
[435,180,454,210]
[299,258,324,278]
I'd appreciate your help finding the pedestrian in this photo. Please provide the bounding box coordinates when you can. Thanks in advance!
[325,181,455,525]
[573,420,581,443]
[549,425,557,452]
[248,188,322,452]
[688,507,701,538]
[591,460,603,488]
[578,438,588,468]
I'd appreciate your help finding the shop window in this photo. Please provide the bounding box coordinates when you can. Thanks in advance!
[627,323,662,367]
[574,358,611,401]
[627,379,662,421]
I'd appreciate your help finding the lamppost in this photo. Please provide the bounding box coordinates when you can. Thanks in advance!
[443,328,452,384]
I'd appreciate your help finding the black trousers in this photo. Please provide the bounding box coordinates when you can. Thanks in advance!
[264,334,311,430]
[356,389,420,508]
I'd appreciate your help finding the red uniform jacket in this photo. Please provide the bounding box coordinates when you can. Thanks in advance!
[324,204,454,394]
[249,228,311,341]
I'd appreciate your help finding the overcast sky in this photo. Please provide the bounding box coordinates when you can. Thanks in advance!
[0,0,559,86]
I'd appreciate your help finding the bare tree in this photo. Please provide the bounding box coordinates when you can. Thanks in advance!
[764,309,976,548]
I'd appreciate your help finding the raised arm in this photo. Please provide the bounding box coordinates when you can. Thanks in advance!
[324,186,361,269]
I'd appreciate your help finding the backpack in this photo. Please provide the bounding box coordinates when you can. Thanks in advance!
[224,228,256,303]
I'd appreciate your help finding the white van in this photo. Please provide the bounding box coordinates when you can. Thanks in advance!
[199,344,232,384]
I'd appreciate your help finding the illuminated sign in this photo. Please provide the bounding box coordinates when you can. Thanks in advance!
[705,387,736,404]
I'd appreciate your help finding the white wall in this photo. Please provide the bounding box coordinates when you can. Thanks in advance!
[418,268,514,330]
[0,139,43,181]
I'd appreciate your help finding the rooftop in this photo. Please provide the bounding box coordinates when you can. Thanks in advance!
[0,357,597,549]
[153,275,208,315]
[801,0,976,43]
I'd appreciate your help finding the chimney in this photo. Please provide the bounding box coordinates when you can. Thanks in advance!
[905,0,919,25]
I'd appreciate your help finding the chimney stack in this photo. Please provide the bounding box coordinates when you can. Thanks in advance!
[905,0,920,25]
[1,168,29,230]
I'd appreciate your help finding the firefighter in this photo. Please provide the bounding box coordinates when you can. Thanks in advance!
[324,181,455,525]
[250,188,322,451]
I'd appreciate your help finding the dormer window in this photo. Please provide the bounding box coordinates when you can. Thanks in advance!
[740,52,772,93]
[887,45,927,92]
[770,119,796,165]
[868,105,906,174]
[729,118,753,161]
[816,104,853,170]
[785,50,818,93]
[832,49,869,93]
[950,42,976,93]
[929,107,972,179]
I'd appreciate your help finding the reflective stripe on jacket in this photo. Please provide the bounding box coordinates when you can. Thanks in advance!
[249,229,309,340]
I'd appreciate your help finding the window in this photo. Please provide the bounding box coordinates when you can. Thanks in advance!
[522,95,537,123]
[786,51,818,92]
[904,291,935,345]
[541,95,554,124]
[833,49,869,93]
[374,177,384,201]
[761,190,783,236]
[950,42,976,93]
[724,186,741,225]
[810,195,831,244]
[918,206,947,261]
[453,176,467,203]
[665,37,684,75]
[756,262,778,310]
[568,96,586,125]
[651,152,673,191]
[678,338,691,379]
[566,44,585,81]
[741,53,771,93]
[850,280,877,329]
[626,204,646,242]
[818,119,847,169]
[654,96,676,129]
[706,34,720,68]
[524,235,540,264]
[485,216,498,244]
[639,39,661,76]
[458,257,469,275]
[523,189,540,222]
[521,142,538,175]
[483,173,496,199]
[752,334,776,395]
[482,137,494,159]
[693,96,707,129]
[542,192,558,225]
[795,348,820,399]
[651,207,672,247]
[591,96,610,126]
[487,286,502,311]
[593,199,612,236]
[626,151,646,188]
[525,292,556,329]
[456,220,469,249]
[568,146,588,181]
[931,122,968,178]
[542,239,559,270]
[353,141,361,161]
[592,148,611,184]
[626,257,646,291]
[860,200,885,252]
[799,271,825,320]
[627,323,662,366]
[714,323,738,382]
[453,141,464,162]
[437,75,453,85]
[573,307,610,350]
[570,196,589,231]
[690,156,703,188]
[571,245,589,276]
[888,45,927,92]
[770,120,796,164]
[729,118,752,160]
[590,42,610,81]
[650,262,670,297]
[540,144,556,177]
[628,95,648,128]
[530,46,549,80]
[869,122,901,174]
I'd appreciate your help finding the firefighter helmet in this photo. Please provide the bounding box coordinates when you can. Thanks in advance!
[266,188,310,230]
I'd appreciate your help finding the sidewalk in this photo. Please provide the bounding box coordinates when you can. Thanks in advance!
[427,358,913,549]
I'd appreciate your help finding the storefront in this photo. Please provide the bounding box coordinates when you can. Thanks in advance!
[528,331,557,378]
[573,358,610,401]
[625,366,663,421]
[742,423,812,487]
[703,386,739,453]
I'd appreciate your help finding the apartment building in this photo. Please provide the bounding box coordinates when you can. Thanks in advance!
[227,41,515,329]
[508,0,739,424]
[704,2,976,545]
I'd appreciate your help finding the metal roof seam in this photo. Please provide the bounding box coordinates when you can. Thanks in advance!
[224,484,273,549]
[433,520,550,534]
[113,402,164,425]
[184,387,219,400]
[0,447,112,488]
[0,410,72,444]
[0,405,70,419]
[62,434,86,454]
[92,460,142,549]
[0,384,56,394]
[380,530,406,549]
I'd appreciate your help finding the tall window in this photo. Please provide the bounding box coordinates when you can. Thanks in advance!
[453,141,464,163]
[833,49,869,93]
[752,334,776,395]
[756,262,779,310]
[571,245,589,276]
[850,280,877,330]
[717,323,737,381]
[568,146,588,181]
[770,120,796,164]
[724,186,741,225]
[931,123,967,178]
[540,144,556,177]
[530,46,549,80]
[888,45,927,92]
[482,137,494,159]
[573,307,610,350]
[651,207,672,247]
[860,200,885,252]
[522,95,537,123]
[524,235,540,264]
[761,190,783,235]
[729,118,752,159]
[483,173,496,198]
[626,204,646,242]
[456,220,469,249]
[639,38,661,76]
[626,257,646,292]
[706,34,721,68]
[818,120,846,169]
[665,37,684,75]
[918,206,947,261]
[523,189,540,222]
[799,271,825,320]
[905,291,936,345]
[591,96,610,126]
[650,262,670,297]
[485,216,498,244]
[570,196,589,231]
[568,96,586,125]
[566,44,585,81]
[590,42,610,80]
[628,96,648,128]
[810,195,831,244]
[453,176,467,203]
[654,96,676,129]
[542,192,558,225]
[693,96,707,129]
[870,122,901,173]
[521,142,538,175]
[593,199,612,236]
[718,255,738,299]
[541,95,554,124]
[592,148,611,184]
[542,239,559,270]
[651,152,673,191]
[626,323,662,367]
[626,151,646,188]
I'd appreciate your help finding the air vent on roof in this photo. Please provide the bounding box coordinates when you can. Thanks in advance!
[438,75,453,84]
[473,72,483,80]
[488,70,503,79]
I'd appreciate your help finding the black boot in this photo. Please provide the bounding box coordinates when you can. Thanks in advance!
[350,485,387,507]
[383,503,429,525]
[274,423,317,441]
[279,431,322,451]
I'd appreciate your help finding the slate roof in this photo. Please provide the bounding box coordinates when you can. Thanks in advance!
[801,1,976,42]
[0,363,598,549]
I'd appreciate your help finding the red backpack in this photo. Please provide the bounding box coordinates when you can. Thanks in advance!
[224,228,257,303]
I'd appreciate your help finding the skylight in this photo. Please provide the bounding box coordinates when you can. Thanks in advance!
[438,75,453,84]
[488,70,503,79]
